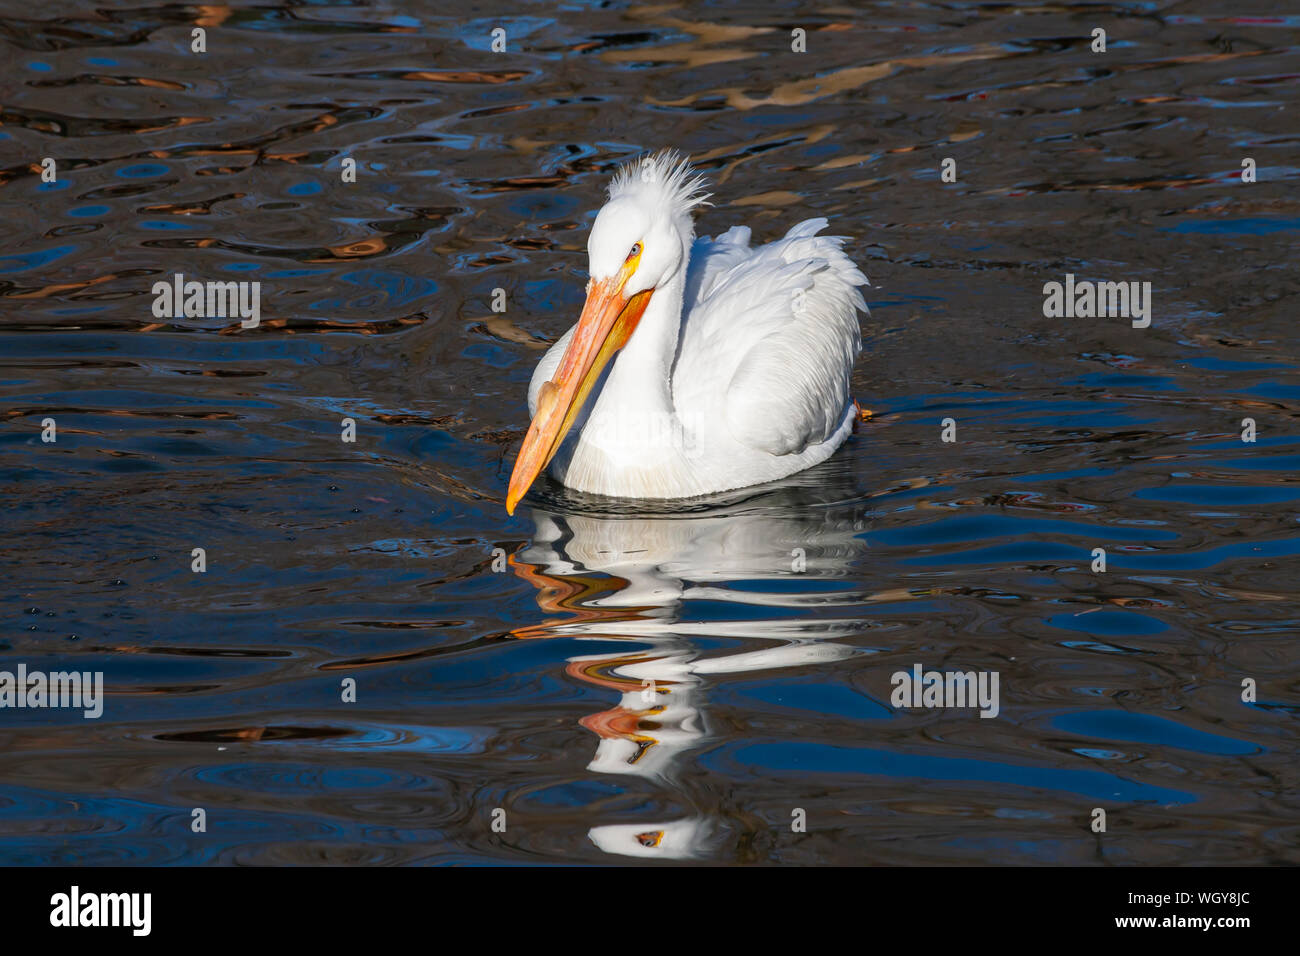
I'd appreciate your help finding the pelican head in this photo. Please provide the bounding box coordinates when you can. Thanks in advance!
[506,151,710,513]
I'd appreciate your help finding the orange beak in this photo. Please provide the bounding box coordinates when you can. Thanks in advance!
[507,258,652,514]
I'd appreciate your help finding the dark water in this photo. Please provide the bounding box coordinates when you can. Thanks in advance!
[1,1,1297,865]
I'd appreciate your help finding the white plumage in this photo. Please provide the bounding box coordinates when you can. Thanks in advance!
[508,151,868,509]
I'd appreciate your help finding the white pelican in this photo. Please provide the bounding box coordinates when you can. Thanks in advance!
[506,150,869,513]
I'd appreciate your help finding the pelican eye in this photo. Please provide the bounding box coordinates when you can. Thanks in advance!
[627,243,642,260]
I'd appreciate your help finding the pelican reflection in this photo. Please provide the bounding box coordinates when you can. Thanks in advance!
[510,476,874,859]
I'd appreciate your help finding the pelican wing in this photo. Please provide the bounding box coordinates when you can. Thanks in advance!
[675,218,868,456]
